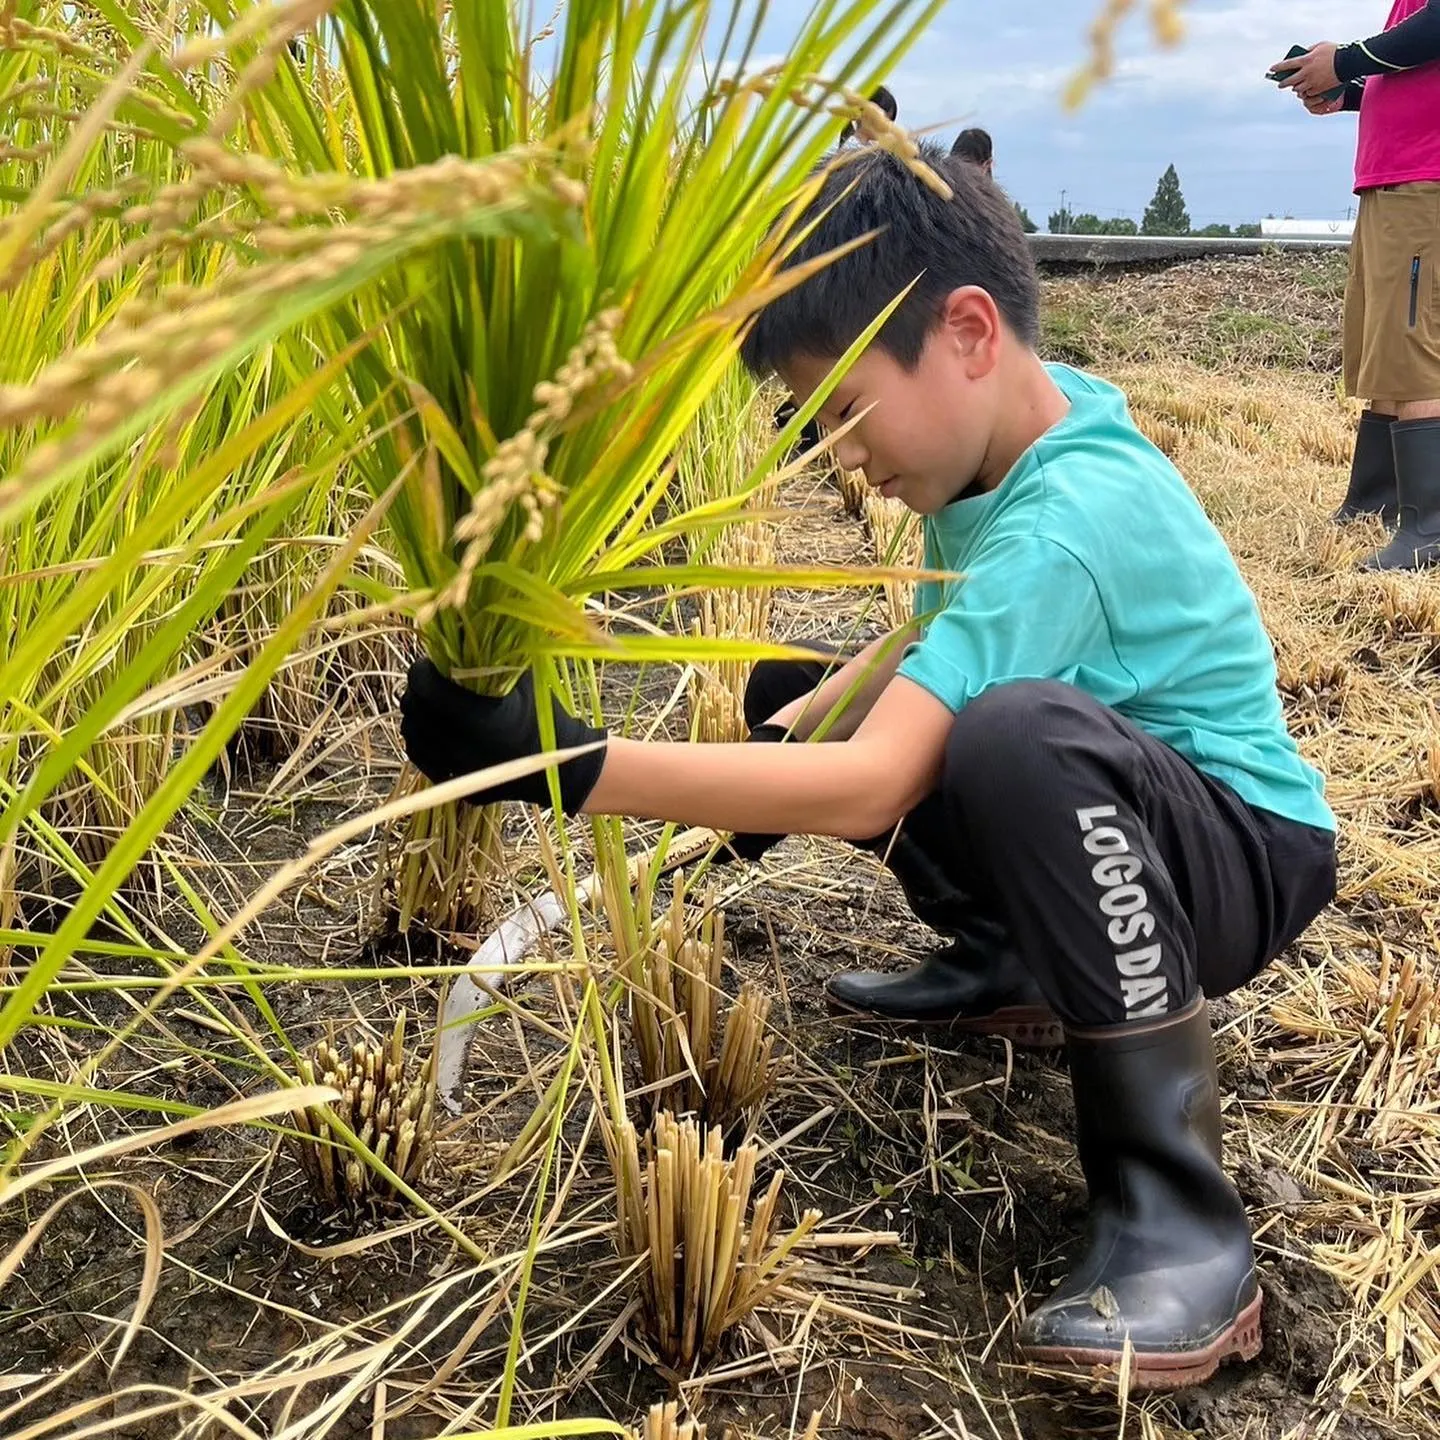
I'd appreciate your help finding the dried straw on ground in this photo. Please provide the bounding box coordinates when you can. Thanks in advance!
[1117,357,1440,1415]
[608,1111,822,1369]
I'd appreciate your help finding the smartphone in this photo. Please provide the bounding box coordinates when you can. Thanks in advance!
[1267,44,1347,102]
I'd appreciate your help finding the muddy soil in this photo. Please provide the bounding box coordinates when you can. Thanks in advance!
[4,816,1411,1440]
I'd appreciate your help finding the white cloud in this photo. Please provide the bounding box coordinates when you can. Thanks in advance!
[706,0,1362,225]
[1105,0,1382,103]
[892,0,1378,121]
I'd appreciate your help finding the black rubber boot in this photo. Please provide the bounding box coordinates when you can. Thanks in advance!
[828,829,1062,1046]
[1364,419,1440,571]
[1333,410,1397,525]
[825,941,1063,1047]
[1016,996,1262,1391]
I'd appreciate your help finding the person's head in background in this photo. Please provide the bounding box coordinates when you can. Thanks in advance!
[839,85,898,144]
[951,127,994,175]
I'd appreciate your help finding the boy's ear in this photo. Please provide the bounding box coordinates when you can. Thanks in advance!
[938,285,1003,379]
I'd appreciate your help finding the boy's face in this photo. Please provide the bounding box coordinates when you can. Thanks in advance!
[777,288,1003,516]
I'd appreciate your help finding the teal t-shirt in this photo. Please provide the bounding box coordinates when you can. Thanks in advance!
[898,364,1334,832]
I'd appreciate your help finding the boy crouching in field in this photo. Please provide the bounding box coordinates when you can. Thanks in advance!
[399,146,1338,1391]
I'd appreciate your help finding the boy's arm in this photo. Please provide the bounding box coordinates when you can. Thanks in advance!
[764,624,919,741]
[585,674,953,840]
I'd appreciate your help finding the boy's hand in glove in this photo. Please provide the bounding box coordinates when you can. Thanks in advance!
[719,722,790,862]
[399,658,606,814]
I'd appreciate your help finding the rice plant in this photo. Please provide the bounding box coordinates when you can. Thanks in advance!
[604,862,780,1131]
[290,1009,437,1208]
[191,0,948,931]
[2,0,946,1427]
[1068,1,1189,107]
[608,1110,821,1369]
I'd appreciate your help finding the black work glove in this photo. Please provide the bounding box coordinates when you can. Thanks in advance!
[399,659,607,815]
[719,722,790,864]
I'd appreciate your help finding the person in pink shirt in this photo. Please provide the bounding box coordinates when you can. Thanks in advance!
[1274,4,1440,569]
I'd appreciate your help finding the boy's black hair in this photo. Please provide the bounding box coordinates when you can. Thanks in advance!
[838,84,898,143]
[951,126,993,166]
[740,142,1040,377]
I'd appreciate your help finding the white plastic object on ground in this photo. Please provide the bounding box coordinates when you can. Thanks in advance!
[435,826,720,1113]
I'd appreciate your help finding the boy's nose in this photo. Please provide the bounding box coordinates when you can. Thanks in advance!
[833,432,868,473]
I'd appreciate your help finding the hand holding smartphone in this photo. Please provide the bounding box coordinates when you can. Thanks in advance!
[1267,44,1347,102]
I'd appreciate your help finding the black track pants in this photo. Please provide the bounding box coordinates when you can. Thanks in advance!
[744,660,1337,1028]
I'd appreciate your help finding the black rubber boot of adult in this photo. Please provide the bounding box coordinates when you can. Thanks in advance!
[1333,410,1398,526]
[1016,997,1262,1392]
[824,938,1062,1047]
[1364,419,1440,571]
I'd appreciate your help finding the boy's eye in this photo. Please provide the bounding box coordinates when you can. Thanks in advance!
[837,399,855,421]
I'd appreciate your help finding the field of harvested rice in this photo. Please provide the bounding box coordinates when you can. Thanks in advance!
[7,249,1440,1440]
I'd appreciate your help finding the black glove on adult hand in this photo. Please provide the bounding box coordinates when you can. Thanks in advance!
[720,721,790,864]
[399,659,607,815]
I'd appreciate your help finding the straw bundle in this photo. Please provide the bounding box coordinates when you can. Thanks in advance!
[289,1009,436,1206]
[640,1403,705,1440]
[607,866,780,1130]
[612,1112,822,1368]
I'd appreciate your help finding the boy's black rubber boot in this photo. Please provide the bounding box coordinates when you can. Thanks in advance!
[1364,419,1440,571]
[825,938,1062,1048]
[1333,410,1397,525]
[828,829,1061,1046]
[1016,996,1262,1392]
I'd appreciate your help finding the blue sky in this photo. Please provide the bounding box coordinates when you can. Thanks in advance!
[767,0,1373,228]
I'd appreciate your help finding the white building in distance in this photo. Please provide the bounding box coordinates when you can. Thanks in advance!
[1260,218,1356,240]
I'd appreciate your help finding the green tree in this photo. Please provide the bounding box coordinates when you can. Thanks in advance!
[1141,164,1191,236]
[1048,206,1074,235]
[1014,202,1038,233]
[1070,214,1139,236]
[1235,222,1262,238]
[1194,223,1234,238]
